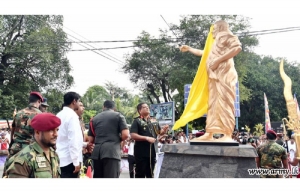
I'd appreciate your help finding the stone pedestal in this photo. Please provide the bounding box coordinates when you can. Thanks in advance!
[159,143,258,178]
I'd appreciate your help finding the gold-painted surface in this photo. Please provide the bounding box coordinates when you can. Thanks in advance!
[279,59,300,160]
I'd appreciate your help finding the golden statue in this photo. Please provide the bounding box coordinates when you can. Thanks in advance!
[279,59,300,160]
[180,20,242,142]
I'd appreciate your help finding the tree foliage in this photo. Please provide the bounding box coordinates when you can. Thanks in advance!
[0,15,73,118]
[122,15,259,125]
[240,55,300,128]
[81,85,110,113]
[42,88,65,114]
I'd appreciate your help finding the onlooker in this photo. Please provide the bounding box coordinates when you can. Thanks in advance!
[8,92,43,157]
[75,101,93,173]
[0,131,9,165]
[256,130,288,178]
[56,92,83,178]
[2,92,43,177]
[88,100,129,178]
[39,97,49,112]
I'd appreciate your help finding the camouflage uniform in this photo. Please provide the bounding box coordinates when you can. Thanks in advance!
[257,140,287,178]
[4,141,60,178]
[8,105,41,157]
[2,105,41,178]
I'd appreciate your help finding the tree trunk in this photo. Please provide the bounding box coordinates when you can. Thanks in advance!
[160,79,168,102]
[6,119,11,131]
[147,83,160,103]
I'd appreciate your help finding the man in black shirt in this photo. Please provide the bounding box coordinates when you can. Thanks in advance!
[130,103,169,178]
[88,100,129,178]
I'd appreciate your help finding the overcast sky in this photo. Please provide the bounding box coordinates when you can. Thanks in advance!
[62,13,300,96]
[4,0,300,96]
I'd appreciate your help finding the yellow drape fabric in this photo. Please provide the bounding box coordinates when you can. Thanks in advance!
[173,25,215,130]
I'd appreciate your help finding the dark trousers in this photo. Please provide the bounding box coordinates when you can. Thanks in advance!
[60,163,79,178]
[135,156,156,178]
[127,155,135,178]
[93,158,120,178]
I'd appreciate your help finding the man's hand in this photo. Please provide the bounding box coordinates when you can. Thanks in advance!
[73,165,81,173]
[146,137,156,144]
[158,134,168,143]
[160,125,169,135]
[179,45,190,52]
[86,143,94,153]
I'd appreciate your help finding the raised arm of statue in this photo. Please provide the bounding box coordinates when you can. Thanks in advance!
[180,45,204,57]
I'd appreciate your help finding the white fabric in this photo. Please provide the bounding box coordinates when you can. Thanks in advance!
[288,141,297,151]
[5,133,10,144]
[56,106,83,167]
[128,142,134,155]
[154,152,164,178]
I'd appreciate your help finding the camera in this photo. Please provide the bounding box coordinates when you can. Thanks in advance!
[239,127,248,144]
[248,137,255,144]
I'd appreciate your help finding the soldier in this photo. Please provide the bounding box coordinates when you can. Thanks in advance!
[39,97,49,112]
[3,113,61,178]
[8,92,43,157]
[130,103,169,178]
[256,130,289,178]
[2,92,43,177]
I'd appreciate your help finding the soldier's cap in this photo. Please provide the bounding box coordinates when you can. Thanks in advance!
[30,91,44,102]
[41,98,49,107]
[31,113,61,131]
[267,130,277,138]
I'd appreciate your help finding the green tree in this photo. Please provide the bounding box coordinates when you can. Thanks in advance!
[81,85,110,113]
[0,89,15,121]
[42,88,65,114]
[82,110,97,124]
[122,15,259,129]
[0,15,73,114]
[239,55,300,128]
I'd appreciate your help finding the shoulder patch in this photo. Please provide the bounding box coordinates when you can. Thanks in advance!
[15,157,25,165]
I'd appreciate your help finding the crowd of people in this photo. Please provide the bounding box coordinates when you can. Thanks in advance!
[0,91,171,178]
[1,90,300,179]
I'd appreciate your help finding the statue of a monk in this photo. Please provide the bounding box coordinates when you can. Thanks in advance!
[180,20,242,142]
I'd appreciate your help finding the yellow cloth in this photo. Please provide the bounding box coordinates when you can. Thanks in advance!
[172,25,215,130]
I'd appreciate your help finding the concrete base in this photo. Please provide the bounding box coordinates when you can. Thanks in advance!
[159,143,258,178]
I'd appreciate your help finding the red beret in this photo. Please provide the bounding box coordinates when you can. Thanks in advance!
[267,130,277,137]
[30,91,44,102]
[195,132,205,137]
[31,113,61,131]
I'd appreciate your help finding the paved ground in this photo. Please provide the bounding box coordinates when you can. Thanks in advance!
[0,165,4,177]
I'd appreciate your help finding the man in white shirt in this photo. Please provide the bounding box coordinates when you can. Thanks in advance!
[56,92,83,178]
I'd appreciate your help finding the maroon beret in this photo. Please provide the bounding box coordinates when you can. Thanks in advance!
[195,132,205,137]
[30,91,44,102]
[31,113,61,131]
[267,130,277,138]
